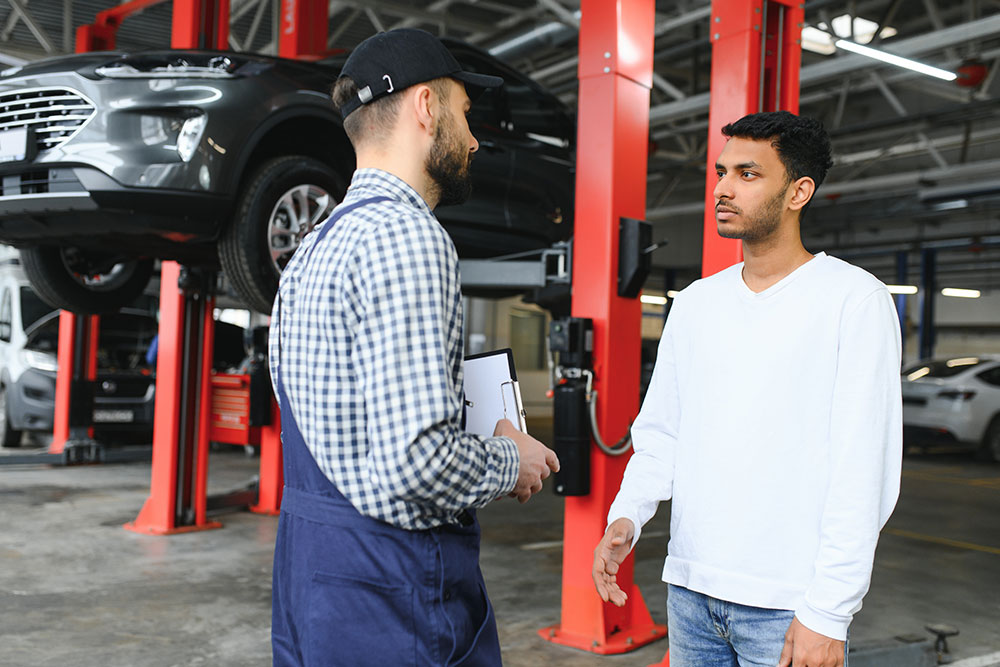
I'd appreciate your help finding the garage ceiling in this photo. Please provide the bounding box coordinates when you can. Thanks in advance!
[0,0,998,291]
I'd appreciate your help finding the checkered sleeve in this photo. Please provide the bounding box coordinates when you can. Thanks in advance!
[354,213,519,512]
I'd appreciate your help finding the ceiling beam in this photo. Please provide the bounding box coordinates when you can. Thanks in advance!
[649,14,1000,125]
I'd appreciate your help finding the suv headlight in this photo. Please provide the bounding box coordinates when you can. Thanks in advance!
[177,114,207,162]
[22,349,58,373]
[96,54,243,79]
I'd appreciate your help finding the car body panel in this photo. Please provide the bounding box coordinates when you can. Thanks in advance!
[901,357,1000,447]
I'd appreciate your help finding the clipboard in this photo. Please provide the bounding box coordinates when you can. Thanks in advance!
[463,348,528,437]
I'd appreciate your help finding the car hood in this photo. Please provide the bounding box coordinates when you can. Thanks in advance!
[0,52,126,80]
[0,49,292,83]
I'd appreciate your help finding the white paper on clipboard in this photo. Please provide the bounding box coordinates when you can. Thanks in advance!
[463,348,527,437]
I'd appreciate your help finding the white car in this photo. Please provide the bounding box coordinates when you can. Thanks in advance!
[901,356,1000,461]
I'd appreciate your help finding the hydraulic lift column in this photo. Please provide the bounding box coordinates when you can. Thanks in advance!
[50,312,100,459]
[702,0,804,276]
[539,0,666,655]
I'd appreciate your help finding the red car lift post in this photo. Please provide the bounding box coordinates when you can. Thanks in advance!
[539,0,666,655]
[701,0,804,277]
[50,312,99,457]
[648,1,804,665]
[279,0,329,59]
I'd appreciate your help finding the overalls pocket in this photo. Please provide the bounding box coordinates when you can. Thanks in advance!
[305,571,417,666]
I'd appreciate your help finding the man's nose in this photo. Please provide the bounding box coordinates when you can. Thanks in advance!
[713,176,731,201]
[469,133,479,154]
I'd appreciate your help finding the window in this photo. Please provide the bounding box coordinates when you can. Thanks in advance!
[977,365,1000,388]
[509,308,546,371]
[0,289,11,342]
[19,287,54,330]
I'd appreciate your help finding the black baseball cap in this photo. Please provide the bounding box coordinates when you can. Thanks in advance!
[338,28,504,119]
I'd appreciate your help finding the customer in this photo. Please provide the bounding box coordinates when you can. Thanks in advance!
[593,111,902,667]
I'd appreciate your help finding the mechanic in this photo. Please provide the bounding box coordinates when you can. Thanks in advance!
[593,111,903,667]
[269,28,559,667]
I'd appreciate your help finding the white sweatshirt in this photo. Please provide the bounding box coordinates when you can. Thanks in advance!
[608,252,902,641]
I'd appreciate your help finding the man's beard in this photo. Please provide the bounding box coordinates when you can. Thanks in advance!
[717,187,785,243]
[426,106,473,208]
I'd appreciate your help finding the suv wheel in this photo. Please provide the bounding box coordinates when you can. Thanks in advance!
[0,385,22,448]
[220,156,343,314]
[979,416,1000,463]
[20,247,154,314]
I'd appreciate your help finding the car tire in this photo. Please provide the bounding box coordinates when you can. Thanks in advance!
[0,385,22,448]
[978,415,1000,463]
[20,247,154,315]
[220,156,343,314]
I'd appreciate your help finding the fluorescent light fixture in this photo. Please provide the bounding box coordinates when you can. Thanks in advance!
[667,290,679,299]
[641,295,668,306]
[930,199,969,212]
[907,367,930,381]
[887,285,918,295]
[941,287,981,298]
[802,15,897,55]
[834,39,957,81]
[946,357,979,367]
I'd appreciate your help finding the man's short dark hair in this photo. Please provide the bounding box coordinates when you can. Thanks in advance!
[722,111,834,219]
[332,76,451,148]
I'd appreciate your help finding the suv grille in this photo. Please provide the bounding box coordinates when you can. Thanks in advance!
[0,87,96,152]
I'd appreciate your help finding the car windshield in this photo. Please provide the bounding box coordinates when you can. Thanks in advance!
[20,287,55,330]
[902,357,987,380]
[97,313,157,371]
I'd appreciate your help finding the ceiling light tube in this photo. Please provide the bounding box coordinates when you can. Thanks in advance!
[886,285,918,295]
[941,288,981,298]
[834,39,957,81]
[641,295,668,306]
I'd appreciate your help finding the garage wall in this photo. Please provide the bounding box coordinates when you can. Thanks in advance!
[464,296,553,417]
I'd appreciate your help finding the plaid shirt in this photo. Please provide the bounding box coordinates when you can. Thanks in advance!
[269,168,519,530]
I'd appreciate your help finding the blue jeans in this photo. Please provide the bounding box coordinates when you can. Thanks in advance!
[667,585,849,667]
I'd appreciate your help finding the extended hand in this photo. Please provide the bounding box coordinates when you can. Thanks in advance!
[777,617,844,667]
[592,517,635,607]
[493,419,560,503]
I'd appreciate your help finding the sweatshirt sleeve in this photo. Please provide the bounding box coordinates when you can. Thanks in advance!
[795,288,903,640]
[607,305,681,549]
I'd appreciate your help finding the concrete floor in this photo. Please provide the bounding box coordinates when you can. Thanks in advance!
[2,434,1000,667]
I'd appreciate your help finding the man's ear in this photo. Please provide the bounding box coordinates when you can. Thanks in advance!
[788,176,816,212]
[411,84,435,136]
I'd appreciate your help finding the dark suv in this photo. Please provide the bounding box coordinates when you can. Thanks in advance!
[0,42,574,313]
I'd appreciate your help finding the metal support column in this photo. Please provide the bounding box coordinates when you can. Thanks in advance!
[895,251,908,361]
[278,0,329,59]
[172,0,230,49]
[701,0,804,277]
[50,312,100,458]
[919,248,937,360]
[126,262,221,534]
[538,0,666,656]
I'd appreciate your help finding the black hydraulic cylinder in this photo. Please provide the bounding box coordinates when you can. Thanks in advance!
[552,381,590,496]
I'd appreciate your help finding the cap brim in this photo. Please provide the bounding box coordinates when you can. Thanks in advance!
[453,70,504,100]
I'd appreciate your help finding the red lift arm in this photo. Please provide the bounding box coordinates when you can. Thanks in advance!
[75,0,170,52]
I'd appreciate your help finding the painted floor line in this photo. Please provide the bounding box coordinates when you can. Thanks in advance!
[948,650,1000,667]
[885,528,1000,556]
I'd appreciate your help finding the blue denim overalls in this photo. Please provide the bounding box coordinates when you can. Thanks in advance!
[271,197,503,667]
